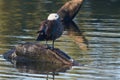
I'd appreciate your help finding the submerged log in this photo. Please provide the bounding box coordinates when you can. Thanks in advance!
[3,42,73,65]
[57,0,84,22]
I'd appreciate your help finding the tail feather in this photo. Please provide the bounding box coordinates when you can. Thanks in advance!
[36,31,46,41]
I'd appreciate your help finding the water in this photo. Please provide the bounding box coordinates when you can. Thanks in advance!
[0,0,120,80]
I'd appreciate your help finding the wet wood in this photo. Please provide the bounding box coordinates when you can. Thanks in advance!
[3,42,73,65]
[57,0,84,22]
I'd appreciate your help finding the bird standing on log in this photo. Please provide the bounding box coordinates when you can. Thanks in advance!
[36,13,64,48]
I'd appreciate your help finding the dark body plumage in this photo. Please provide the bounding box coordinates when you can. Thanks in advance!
[36,15,64,48]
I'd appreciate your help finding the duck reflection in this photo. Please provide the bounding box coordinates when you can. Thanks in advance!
[13,61,71,80]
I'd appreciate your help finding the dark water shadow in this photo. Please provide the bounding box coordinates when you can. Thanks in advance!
[12,61,71,80]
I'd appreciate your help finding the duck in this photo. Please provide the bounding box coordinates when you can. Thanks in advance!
[36,13,64,48]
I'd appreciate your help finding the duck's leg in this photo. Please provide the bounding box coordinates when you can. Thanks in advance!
[45,40,49,48]
[52,40,55,49]
[45,40,48,45]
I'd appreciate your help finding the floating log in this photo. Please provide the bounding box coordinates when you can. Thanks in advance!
[57,0,84,22]
[3,42,73,65]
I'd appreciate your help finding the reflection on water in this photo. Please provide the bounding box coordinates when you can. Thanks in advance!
[13,61,71,80]
[0,0,120,80]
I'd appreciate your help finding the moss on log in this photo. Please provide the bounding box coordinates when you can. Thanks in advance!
[57,0,83,22]
[3,42,73,65]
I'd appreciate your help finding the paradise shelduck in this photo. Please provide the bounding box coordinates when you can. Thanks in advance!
[36,13,64,48]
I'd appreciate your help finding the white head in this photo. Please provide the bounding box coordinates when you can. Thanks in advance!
[47,13,59,20]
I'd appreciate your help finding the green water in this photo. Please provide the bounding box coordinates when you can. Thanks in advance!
[0,0,120,80]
